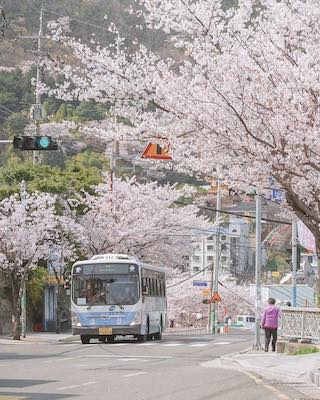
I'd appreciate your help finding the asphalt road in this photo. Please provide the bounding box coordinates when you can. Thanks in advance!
[0,332,310,400]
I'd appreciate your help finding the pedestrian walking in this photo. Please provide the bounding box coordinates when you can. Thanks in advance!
[261,297,280,352]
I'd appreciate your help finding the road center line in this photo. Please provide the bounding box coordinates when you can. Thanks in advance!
[58,381,97,391]
[123,372,148,378]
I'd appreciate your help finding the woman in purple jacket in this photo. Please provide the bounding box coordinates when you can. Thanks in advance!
[261,297,280,352]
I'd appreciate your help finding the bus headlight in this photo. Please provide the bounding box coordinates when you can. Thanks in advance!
[130,311,142,326]
[71,311,82,327]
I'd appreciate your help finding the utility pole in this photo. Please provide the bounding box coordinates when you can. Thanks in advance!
[33,5,44,165]
[20,180,27,338]
[211,179,221,334]
[292,220,298,307]
[254,193,262,349]
[107,141,120,192]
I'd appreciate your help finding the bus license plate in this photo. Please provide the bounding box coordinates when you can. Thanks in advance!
[99,327,112,335]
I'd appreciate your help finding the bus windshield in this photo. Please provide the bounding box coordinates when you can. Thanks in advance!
[72,273,139,306]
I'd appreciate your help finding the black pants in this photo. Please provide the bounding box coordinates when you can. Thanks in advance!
[264,327,277,351]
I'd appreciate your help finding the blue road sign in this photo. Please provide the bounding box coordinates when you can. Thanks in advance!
[193,281,208,287]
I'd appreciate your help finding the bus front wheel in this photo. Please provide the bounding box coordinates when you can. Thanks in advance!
[106,336,115,343]
[154,320,163,340]
[137,334,147,342]
[81,335,90,344]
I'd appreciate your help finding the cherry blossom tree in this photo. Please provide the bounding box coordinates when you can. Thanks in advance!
[71,176,209,267]
[0,192,82,340]
[45,0,320,252]
[167,271,253,328]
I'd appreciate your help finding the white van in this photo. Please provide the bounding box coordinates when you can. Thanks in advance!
[236,315,255,328]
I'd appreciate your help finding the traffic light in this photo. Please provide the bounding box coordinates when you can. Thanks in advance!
[13,136,58,151]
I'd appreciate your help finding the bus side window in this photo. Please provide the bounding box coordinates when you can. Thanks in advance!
[148,278,152,296]
[160,280,164,296]
[152,278,156,296]
[142,277,148,295]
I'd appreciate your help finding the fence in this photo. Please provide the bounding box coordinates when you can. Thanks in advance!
[164,327,208,336]
[281,307,320,342]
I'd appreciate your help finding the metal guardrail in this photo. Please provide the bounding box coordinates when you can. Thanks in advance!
[281,307,320,342]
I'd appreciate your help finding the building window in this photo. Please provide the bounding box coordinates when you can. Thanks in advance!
[207,245,214,251]
[207,256,214,261]
[221,256,227,262]
[192,256,200,262]
[221,235,227,241]
[193,267,200,272]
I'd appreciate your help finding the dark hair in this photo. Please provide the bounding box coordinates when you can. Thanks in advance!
[268,297,276,305]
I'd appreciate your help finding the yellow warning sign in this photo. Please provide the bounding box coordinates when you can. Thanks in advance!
[202,289,211,297]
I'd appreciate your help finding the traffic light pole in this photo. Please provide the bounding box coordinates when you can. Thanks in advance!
[211,180,221,334]
[20,180,27,339]
[292,220,298,307]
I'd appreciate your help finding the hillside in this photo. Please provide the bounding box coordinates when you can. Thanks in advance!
[0,0,166,69]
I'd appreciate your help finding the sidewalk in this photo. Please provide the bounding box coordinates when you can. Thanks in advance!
[203,348,320,398]
[0,332,76,344]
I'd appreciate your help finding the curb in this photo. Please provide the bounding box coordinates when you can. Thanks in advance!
[220,351,319,386]
[310,369,320,387]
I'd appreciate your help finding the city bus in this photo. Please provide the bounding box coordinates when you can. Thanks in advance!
[71,253,167,344]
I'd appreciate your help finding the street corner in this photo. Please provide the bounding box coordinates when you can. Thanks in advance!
[57,335,80,343]
[200,347,252,369]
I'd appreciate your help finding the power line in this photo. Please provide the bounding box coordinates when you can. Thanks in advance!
[167,265,210,289]
[222,252,308,305]
[175,200,291,225]
[42,8,110,32]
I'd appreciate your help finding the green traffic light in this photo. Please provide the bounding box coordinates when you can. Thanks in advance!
[37,136,50,149]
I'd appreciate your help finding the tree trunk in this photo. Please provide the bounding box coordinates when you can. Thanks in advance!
[12,302,22,340]
[7,273,23,341]
[56,285,61,334]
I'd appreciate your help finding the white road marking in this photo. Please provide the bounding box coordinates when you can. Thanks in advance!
[85,354,172,359]
[58,381,96,391]
[137,342,156,346]
[214,342,231,345]
[190,343,208,347]
[123,372,148,378]
[162,343,183,347]
[41,356,80,364]
[112,343,128,346]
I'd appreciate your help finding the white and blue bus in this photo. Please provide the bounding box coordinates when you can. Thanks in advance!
[71,254,167,344]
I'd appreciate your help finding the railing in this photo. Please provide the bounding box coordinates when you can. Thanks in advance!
[281,307,320,342]
[164,327,208,336]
